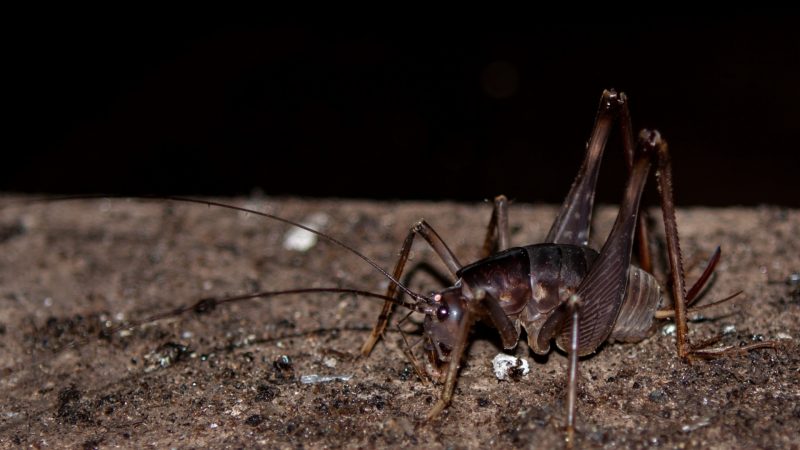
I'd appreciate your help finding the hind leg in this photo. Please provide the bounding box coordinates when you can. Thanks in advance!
[652,143,778,358]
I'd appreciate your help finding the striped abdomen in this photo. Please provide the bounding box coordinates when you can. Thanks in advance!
[609,266,663,343]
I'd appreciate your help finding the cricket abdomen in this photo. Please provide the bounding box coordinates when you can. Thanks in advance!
[609,266,663,343]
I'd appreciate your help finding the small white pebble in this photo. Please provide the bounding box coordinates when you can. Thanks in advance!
[227,405,243,417]
[722,324,736,334]
[776,332,792,340]
[210,423,218,429]
[283,229,316,252]
[323,357,338,368]
[661,323,677,336]
[492,353,530,381]
[283,213,330,252]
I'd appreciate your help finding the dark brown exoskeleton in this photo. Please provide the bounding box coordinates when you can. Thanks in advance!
[357,89,776,442]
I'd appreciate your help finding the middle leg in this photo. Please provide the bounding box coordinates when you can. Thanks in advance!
[480,194,511,258]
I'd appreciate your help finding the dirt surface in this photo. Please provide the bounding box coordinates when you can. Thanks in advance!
[0,196,798,449]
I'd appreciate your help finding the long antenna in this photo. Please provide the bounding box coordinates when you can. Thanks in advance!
[150,287,425,323]
[34,287,425,364]
[29,194,429,302]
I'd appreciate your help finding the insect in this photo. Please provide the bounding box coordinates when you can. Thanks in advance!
[0,90,785,448]
[353,89,778,444]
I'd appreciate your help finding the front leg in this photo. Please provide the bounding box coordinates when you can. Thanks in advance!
[361,220,462,356]
[426,306,473,419]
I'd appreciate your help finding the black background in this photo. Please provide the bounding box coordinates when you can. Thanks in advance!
[6,14,799,206]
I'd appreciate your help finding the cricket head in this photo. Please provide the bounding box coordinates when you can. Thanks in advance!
[421,286,468,364]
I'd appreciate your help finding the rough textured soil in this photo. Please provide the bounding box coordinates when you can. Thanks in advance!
[0,196,798,449]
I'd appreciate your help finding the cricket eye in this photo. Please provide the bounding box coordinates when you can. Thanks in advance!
[436,304,450,321]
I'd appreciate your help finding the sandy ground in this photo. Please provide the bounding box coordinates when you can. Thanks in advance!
[0,196,798,449]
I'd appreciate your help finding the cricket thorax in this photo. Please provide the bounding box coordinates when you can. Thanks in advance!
[518,244,599,354]
[455,244,600,354]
